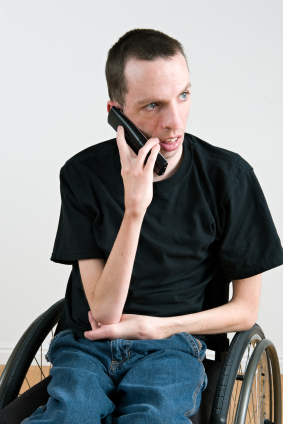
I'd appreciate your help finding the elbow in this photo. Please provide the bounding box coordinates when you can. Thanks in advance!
[240,318,256,332]
[230,293,259,332]
[240,310,258,331]
[98,317,121,325]
[94,311,122,325]
[90,297,122,325]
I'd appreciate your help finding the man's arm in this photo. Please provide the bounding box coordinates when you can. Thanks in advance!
[79,212,144,325]
[84,273,262,341]
[156,273,262,338]
[79,127,161,325]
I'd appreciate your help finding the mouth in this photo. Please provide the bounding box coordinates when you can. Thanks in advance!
[160,135,182,144]
[159,136,182,152]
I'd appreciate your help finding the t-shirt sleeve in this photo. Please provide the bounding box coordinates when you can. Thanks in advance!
[50,166,105,265]
[217,168,283,280]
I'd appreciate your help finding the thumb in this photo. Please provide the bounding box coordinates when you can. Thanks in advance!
[88,311,99,330]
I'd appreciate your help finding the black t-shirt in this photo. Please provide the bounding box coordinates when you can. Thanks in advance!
[51,133,283,339]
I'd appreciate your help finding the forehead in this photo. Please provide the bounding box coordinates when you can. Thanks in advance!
[124,52,189,104]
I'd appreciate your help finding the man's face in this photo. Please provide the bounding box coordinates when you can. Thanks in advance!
[107,52,191,162]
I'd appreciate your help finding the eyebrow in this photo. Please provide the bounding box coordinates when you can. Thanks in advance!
[136,82,192,106]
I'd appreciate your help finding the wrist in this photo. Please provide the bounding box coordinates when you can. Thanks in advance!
[124,209,146,221]
[158,316,184,338]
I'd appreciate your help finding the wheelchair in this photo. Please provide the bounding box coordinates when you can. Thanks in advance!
[0,267,282,424]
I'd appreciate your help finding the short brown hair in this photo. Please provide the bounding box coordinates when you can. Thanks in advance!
[105,29,189,109]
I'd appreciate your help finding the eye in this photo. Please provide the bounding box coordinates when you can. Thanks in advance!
[180,91,190,100]
[146,102,157,110]
[143,90,191,111]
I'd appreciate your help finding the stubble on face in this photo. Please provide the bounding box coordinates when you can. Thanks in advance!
[122,53,191,166]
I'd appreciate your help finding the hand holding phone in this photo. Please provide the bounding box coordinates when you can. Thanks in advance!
[116,125,161,217]
[108,106,168,176]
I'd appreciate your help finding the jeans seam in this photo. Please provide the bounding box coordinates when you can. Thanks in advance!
[196,339,202,350]
[182,333,207,362]
[182,333,200,358]
[184,365,206,417]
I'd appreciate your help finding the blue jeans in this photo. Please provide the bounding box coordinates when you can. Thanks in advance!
[22,329,207,423]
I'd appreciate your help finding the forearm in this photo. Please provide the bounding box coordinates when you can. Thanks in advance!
[84,274,261,342]
[158,275,262,338]
[160,299,258,338]
[91,211,144,325]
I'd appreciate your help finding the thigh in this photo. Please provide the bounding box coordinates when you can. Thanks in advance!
[22,330,117,424]
[114,333,208,424]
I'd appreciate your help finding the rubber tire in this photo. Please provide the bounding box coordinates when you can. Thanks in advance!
[210,323,265,424]
[0,299,64,410]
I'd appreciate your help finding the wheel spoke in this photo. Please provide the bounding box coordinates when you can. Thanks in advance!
[34,356,46,379]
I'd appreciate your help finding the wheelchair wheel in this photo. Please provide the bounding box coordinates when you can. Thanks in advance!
[234,338,281,424]
[210,323,281,424]
[0,299,64,411]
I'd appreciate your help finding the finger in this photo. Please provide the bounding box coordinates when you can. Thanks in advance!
[116,126,132,165]
[85,332,114,341]
[136,138,160,165]
[84,330,100,341]
[84,326,110,341]
[144,142,160,171]
[88,311,98,330]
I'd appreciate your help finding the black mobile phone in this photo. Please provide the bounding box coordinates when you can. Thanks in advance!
[108,106,168,176]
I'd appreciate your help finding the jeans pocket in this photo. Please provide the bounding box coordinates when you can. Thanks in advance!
[182,333,207,361]
[45,329,73,363]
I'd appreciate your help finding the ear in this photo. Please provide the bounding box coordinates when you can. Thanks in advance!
[107,100,123,113]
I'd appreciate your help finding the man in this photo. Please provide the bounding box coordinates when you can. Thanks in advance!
[23,28,283,423]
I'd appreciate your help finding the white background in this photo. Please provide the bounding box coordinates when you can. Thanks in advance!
[1,0,282,368]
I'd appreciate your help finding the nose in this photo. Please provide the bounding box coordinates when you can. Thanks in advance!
[161,102,184,131]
